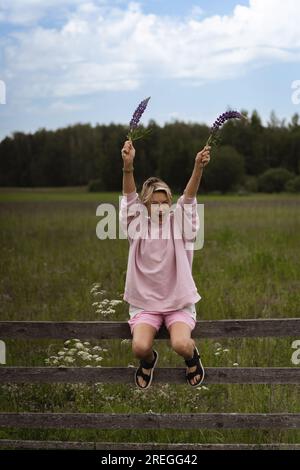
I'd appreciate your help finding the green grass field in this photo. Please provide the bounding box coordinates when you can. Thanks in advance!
[0,187,299,446]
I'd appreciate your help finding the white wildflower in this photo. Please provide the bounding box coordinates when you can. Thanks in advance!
[110,300,122,306]
[65,357,75,363]
[90,284,100,293]
[67,348,77,355]
[81,353,91,360]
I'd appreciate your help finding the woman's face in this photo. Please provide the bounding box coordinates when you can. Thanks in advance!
[146,190,171,223]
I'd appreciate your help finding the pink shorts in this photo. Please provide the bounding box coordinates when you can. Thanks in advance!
[128,309,196,335]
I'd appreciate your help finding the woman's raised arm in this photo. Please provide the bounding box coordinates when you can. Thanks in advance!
[121,139,136,195]
[184,145,211,199]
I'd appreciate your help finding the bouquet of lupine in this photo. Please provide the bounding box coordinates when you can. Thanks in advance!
[126,96,152,141]
[206,110,247,147]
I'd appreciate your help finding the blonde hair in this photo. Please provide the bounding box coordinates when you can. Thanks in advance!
[140,177,172,205]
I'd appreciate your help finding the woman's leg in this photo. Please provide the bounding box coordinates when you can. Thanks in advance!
[131,323,157,388]
[168,322,201,386]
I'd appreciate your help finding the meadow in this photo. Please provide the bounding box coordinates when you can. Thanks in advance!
[0,187,299,446]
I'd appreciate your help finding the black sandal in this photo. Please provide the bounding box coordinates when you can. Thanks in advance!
[184,345,205,388]
[135,349,159,390]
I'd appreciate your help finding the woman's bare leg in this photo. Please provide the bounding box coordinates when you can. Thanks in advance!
[131,323,157,388]
[168,322,201,385]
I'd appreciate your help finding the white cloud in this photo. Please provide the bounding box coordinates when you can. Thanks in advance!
[48,100,89,112]
[1,0,300,105]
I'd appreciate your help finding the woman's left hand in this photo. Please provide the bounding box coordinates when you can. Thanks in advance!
[195,145,211,168]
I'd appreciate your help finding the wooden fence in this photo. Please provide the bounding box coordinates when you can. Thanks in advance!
[0,318,299,450]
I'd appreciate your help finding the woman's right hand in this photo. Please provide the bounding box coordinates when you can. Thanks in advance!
[121,140,136,165]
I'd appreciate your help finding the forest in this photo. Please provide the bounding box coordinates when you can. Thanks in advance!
[1,109,300,193]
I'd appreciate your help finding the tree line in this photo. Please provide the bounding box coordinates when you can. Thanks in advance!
[0,109,300,193]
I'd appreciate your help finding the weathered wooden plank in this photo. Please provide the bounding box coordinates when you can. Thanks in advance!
[0,367,299,384]
[95,441,300,450]
[0,439,95,450]
[0,413,299,429]
[0,440,299,450]
[0,318,299,339]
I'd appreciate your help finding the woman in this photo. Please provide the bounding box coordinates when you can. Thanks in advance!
[119,139,211,389]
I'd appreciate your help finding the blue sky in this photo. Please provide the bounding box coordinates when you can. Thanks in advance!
[0,0,300,142]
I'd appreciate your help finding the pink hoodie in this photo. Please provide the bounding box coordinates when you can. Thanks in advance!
[119,190,201,312]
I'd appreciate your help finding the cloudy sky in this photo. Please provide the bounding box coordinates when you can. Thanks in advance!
[0,0,300,141]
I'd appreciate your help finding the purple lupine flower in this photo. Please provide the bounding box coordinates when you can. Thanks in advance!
[206,110,246,147]
[127,96,152,141]
[210,110,243,132]
[129,96,150,129]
